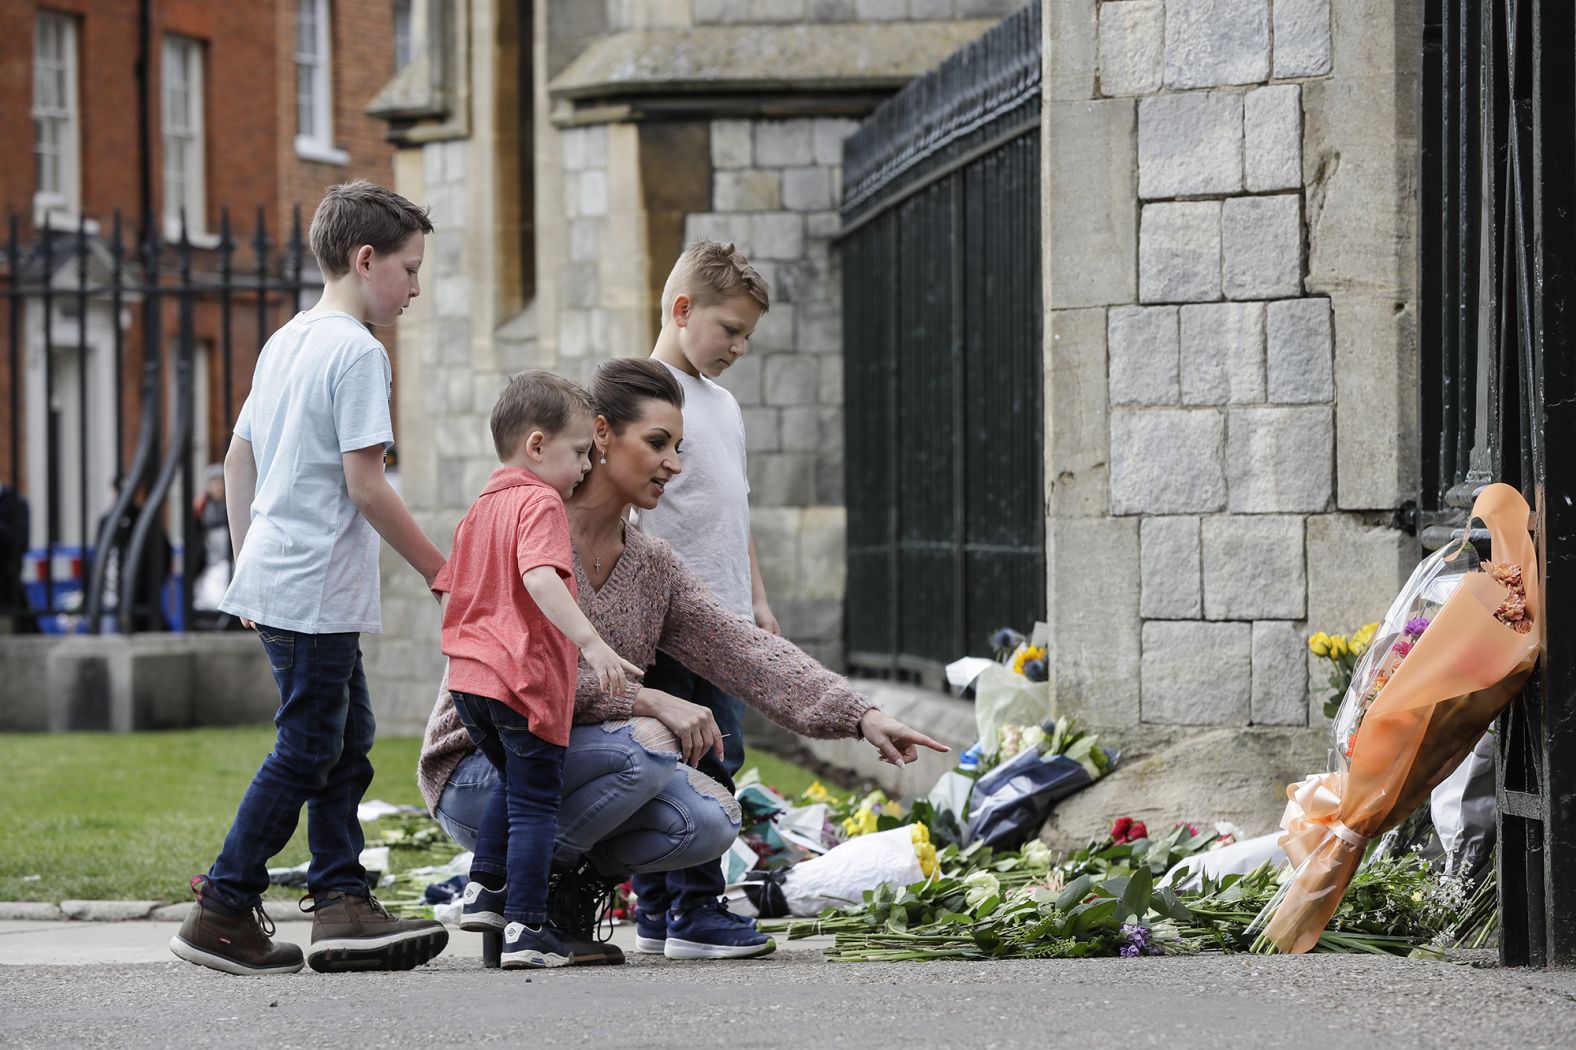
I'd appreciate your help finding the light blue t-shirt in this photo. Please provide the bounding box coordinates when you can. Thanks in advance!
[219,311,394,634]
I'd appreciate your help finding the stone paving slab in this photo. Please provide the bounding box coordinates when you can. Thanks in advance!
[58,900,164,922]
[0,919,824,968]
[0,901,312,923]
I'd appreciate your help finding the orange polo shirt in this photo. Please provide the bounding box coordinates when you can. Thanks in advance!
[433,467,578,746]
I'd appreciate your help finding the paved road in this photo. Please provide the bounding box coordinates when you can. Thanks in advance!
[2,920,1575,1049]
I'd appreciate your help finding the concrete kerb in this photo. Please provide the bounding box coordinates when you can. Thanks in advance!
[0,901,312,922]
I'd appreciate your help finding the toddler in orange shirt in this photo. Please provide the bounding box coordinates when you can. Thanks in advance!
[432,371,640,969]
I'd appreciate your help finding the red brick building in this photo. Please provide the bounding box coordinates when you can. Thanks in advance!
[0,0,403,618]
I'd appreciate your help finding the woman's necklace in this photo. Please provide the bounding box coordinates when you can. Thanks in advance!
[583,520,625,575]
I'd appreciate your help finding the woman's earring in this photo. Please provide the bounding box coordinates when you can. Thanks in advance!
[599,454,607,465]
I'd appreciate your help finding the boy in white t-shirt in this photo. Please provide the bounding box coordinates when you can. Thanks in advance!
[171,182,450,977]
[633,240,778,960]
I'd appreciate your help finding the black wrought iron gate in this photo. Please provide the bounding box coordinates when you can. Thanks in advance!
[1419,0,1575,966]
[838,2,1044,682]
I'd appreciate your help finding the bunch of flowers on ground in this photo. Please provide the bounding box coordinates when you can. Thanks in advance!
[761,812,1487,962]
[989,628,1047,683]
[977,715,1111,780]
[793,781,905,840]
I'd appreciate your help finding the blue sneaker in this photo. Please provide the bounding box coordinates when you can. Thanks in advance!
[459,881,505,932]
[501,922,575,969]
[664,899,776,960]
[634,905,668,955]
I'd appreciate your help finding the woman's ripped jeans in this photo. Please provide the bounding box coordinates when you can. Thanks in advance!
[434,717,741,879]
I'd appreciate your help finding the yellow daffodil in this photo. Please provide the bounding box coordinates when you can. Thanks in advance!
[882,800,904,818]
[802,780,833,804]
[1350,622,1380,656]
[841,803,879,838]
[915,842,939,878]
[909,822,931,845]
[1308,631,1332,657]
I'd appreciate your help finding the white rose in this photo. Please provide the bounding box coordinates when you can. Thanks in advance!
[963,871,1001,910]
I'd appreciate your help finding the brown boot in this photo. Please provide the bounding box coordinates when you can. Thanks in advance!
[301,892,448,973]
[169,879,304,976]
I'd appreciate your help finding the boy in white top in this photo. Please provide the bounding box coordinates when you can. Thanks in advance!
[171,182,450,978]
[633,240,778,959]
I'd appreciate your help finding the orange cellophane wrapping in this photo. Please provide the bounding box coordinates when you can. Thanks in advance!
[1263,483,1540,953]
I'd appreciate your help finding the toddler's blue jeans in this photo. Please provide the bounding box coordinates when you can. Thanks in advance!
[451,691,566,925]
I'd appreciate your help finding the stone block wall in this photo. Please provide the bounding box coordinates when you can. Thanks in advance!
[541,3,1024,671]
[694,115,856,665]
[546,110,859,667]
[605,0,1025,29]
[364,3,547,730]
[1044,0,1420,731]
[362,0,1019,729]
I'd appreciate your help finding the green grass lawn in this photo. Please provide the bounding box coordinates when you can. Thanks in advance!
[735,749,819,799]
[0,728,425,903]
[0,727,817,903]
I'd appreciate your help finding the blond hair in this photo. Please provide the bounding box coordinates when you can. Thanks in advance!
[490,371,594,460]
[659,240,770,323]
[308,180,434,278]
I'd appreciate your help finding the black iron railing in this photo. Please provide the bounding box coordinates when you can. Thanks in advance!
[1419,0,1575,966]
[1,208,309,634]
[839,2,1043,684]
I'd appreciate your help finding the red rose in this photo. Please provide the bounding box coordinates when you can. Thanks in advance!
[1111,817,1134,840]
[1128,821,1148,841]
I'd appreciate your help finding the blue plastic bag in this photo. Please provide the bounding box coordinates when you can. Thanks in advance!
[964,747,1118,848]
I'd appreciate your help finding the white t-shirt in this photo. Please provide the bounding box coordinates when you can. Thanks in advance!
[219,312,394,633]
[636,362,753,618]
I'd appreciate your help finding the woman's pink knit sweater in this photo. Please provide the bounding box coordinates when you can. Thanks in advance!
[417,526,875,812]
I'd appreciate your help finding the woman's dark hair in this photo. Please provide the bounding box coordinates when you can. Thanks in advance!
[589,358,685,432]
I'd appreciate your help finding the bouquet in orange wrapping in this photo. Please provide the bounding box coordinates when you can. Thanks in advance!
[1251,483,1540,953]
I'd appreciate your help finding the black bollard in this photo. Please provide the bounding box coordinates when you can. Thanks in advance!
[482,929,502,968]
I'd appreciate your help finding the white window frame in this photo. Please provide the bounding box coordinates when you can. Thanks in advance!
[162,35,209,242]
[295,0,348,164]
[32,12,81,227]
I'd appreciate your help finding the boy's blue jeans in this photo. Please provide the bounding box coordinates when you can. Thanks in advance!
[630,650,746,915]
[451,691,566,926]
[205,628,374,913]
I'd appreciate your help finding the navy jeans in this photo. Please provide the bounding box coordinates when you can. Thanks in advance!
[631,650,746,915]
[451,691,566,926]
[205,628,374,913]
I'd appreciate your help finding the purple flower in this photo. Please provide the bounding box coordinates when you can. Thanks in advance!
[990,627,1025,650]
[1022,658,1048,683]
[1404,617,1431,639]
[1120,922,1153,957]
